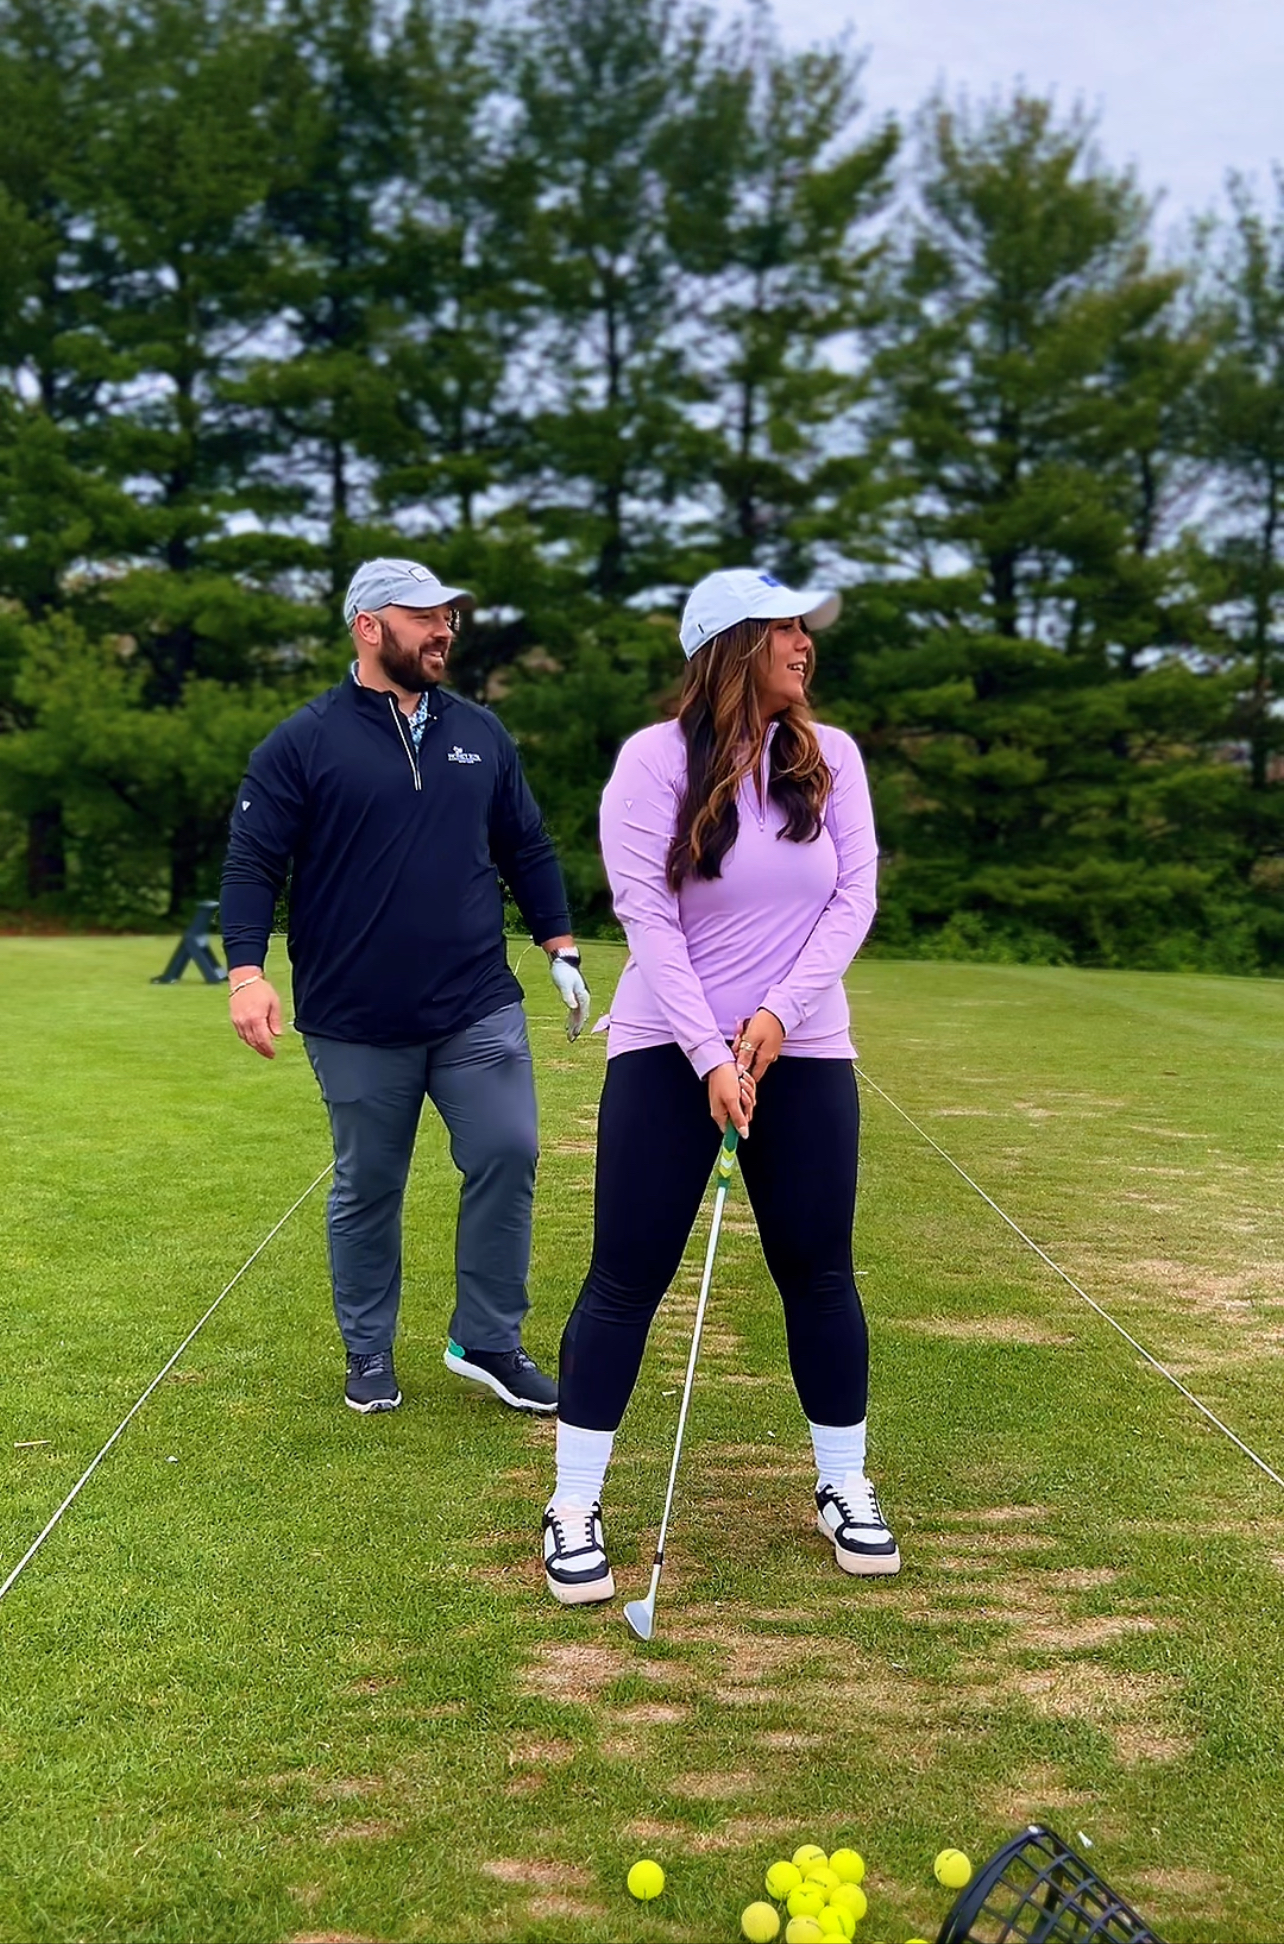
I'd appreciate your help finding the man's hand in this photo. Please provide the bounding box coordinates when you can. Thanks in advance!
[733,1008,785,1084]
[229,966,283,1059]
[546,945,591,1042]
[707,1060,755,1139]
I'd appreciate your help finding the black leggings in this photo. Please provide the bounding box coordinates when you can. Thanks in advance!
[559,1045,869,1432]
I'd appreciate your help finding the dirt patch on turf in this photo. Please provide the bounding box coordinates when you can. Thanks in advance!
[623,1818,691,1843]
[524,1896,610,1922]
[483,1859,593,1889]
[508,1738,576,1768]
[897,1316,1077,1345]
[291,1933,380,1943]
[519,1642,632,1705]
[985,1763,1098,1820]
[348,1675,400,1695]
[800,1668,934,1721]
[1049,1567,1121,1590]
[670,1769,756,1800]
[314,1776,385,1801]
[1021,1615,1161,1650]
[470,1557,545,1591]
[760,1729,828,1750]
[920,1529,1058,1558]
[321,1819,399,1844]
[966,1504,1053,1525]
[613,1703,690,1726]
[1094,1255,1284,1312]
[552,1139,596,1154]
[691,1815,802,1852]
[1009,1665,1192,1762]
[1132,1866,1232,1908]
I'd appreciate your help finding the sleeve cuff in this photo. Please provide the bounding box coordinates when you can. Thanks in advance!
[760,987,804,1036]
[689,1035,732,1080]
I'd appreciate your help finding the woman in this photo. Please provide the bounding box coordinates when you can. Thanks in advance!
[541,567,897,1605]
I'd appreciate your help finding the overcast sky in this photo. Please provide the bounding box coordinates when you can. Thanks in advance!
[771,0,1282,228]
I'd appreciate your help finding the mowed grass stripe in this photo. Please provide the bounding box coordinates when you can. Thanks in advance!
[1,940,1282,1944]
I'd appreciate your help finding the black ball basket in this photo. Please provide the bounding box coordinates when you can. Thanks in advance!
[936,1824,1168,1944]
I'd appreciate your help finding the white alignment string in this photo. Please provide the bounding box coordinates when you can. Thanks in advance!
[856,1067,1284,1495]
[0,1163,333,1606]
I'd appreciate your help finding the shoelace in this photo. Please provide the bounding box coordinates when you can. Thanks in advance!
[550,1510,599,1557]
[833,1482,882,1529]
[352,1352,389,1377]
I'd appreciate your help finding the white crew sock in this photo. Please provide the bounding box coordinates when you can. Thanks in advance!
[809,1418,868,1491]
[550,1421,616,1510]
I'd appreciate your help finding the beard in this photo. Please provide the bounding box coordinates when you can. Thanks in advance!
[376,619,446,691]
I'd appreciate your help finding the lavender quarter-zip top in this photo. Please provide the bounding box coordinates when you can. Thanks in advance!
[599,719,878,1078]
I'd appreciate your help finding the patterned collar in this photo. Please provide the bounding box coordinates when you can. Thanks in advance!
[351,661,433,750]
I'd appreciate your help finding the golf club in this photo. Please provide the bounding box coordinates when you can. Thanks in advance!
[625,1122,740,1642]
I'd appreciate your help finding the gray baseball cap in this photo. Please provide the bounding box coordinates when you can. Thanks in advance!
[342,556,471,628]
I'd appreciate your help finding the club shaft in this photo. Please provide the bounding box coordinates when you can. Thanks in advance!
[645,1162,734,1586]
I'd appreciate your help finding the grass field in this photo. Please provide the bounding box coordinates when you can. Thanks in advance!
[2,939,1283,1944]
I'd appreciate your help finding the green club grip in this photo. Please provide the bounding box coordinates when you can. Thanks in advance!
[717,1124,739,1180]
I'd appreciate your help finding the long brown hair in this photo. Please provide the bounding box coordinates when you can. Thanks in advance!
[666,616,832,889]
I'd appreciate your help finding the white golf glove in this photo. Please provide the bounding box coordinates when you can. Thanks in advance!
[549,953,591,1042]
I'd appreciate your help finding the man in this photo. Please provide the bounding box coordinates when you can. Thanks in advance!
[220,556,590,1416]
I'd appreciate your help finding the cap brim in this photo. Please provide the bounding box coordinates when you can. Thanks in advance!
[388,583,473,609]
[749,586,842,632]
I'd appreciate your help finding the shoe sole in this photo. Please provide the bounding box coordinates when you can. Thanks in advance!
[443,1350,557,1414]
[546,1569,616,1606]
[345,1390,402,1414]
[817,1511,901,1577]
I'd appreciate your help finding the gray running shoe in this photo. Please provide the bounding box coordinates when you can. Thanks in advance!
[345,1350,402,1414]
[443,1340,557,1413]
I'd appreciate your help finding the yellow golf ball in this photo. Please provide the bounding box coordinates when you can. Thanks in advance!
[829,1883,868,1922]
[785,1922,825,1944]
[805,1865,842,1896]
[766,1861,804,1901]
[742,1902,782,1942]
[787,1884,828,1921]
[829,1849,866,1886]
[627,1858,665,1900]
[934,1849,972,1891]
[793,1845,828,1871]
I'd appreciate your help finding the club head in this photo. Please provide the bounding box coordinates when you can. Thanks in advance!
[624,1598,655,1641]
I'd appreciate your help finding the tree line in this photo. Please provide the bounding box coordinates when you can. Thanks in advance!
[1,0,1281,971]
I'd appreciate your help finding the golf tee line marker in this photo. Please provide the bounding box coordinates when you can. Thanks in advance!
[856,1068,1284,1496]
[0,1163,334,1607]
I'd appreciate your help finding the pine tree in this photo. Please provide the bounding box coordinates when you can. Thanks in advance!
[823,94,1244,968]
[683,26,897,577]
[502,0,732,598]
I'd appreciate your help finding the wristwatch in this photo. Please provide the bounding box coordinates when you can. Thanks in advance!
[549,947,582,968]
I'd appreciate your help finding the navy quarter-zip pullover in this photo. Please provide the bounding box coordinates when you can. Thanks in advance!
[220,677,571,1046]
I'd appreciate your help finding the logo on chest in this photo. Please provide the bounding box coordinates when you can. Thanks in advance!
[447,744,483,765]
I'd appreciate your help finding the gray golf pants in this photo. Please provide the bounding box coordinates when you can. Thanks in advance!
[304,1003,538,1356]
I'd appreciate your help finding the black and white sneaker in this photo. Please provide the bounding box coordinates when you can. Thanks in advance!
[543,1502,615,1605]
[345,1349,402,1414]
[443,1340,557,1414]
[816,1474,900,1576]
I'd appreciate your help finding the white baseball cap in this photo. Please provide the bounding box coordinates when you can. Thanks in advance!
[678,568,842,659]
[343,556,471,628]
